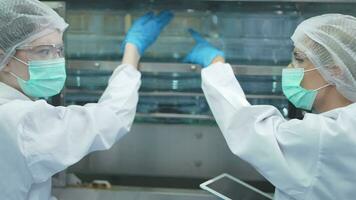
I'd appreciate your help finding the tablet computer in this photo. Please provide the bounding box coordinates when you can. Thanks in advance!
[200,173,273,200]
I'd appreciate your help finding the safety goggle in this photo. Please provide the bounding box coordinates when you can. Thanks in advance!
[16,44,65,60]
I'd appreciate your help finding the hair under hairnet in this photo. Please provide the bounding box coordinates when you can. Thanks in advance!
[291,13,356,102]
[0,0,68,70]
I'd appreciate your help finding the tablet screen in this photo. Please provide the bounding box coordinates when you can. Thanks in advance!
[201,174,273,200]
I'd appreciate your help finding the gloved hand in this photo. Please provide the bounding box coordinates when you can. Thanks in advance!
[183,29,225,68]
[122,10,174,56]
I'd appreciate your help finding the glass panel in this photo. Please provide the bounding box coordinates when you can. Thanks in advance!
[64,1,356,64]
[64,69,289,123]
[62,1,356,123]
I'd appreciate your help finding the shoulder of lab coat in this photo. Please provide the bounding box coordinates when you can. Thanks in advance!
[18,64,141,183]
[201,62,322,198]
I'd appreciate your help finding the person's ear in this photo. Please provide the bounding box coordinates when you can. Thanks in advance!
[0,49,10,73]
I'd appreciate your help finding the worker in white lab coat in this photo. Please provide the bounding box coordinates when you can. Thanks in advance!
[183,14,356,200]
[0,0,173,199]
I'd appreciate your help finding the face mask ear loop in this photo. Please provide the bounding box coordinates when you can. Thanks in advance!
[9,71,21,79]
[313,83,332,92]
[9,56,29,81]
[11,56,29,66]
[304,67,320,73]
[302,67,331,91]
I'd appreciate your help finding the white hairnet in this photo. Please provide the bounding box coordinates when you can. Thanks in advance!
[0,0,68,70]
[291,13,356,102]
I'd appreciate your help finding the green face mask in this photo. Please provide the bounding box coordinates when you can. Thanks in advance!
[282,67,330,111]
[10,57,66,98]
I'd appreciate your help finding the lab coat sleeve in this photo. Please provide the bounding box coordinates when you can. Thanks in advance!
[201,62,321,197]
[19,64,141,183]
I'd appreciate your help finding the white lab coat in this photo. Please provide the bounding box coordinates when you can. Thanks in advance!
[201,62,356,200]
[0,64,141,200]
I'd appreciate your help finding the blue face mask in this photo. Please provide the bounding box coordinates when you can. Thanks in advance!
[282,67,330,111]
[10,57,66,98]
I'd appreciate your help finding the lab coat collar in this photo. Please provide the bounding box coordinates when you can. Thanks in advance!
[0,82,31,104]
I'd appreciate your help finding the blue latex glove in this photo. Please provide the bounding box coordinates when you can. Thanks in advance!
[183,29,225,68]
[122,10,174,55]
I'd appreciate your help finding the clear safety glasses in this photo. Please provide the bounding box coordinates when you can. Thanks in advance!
[16,44,65,60]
